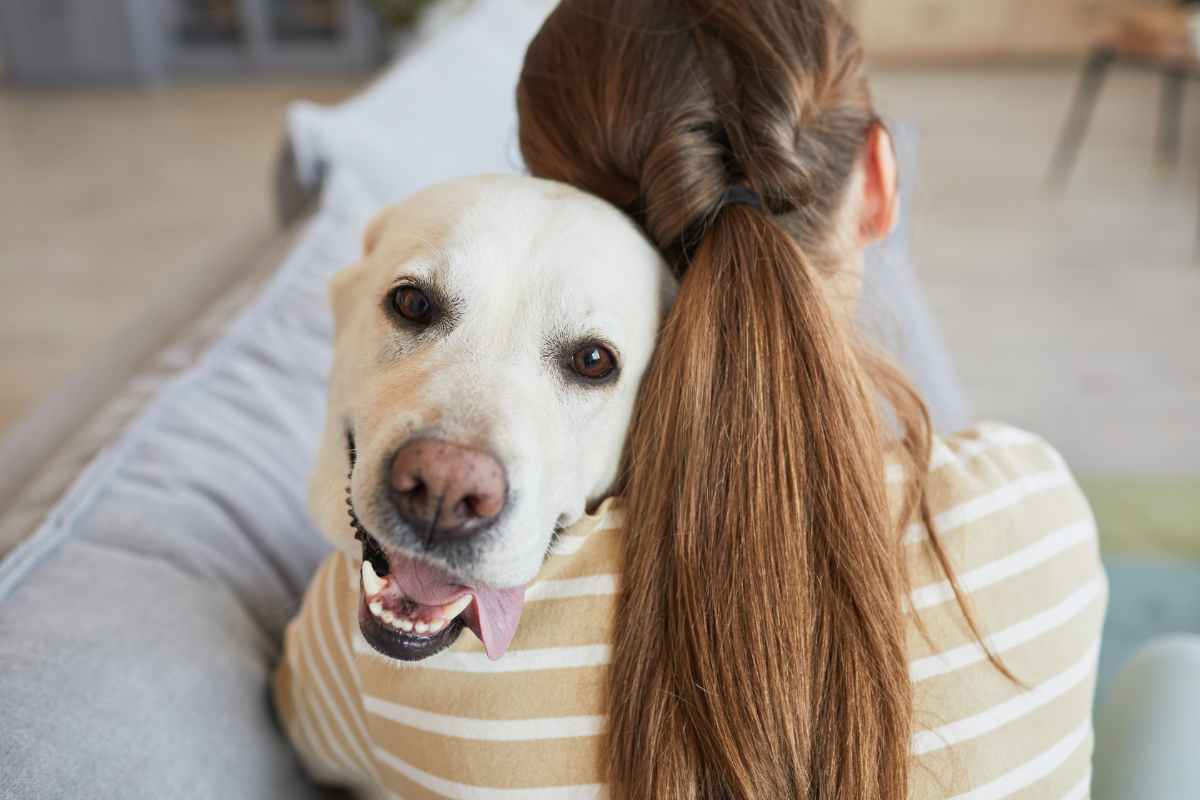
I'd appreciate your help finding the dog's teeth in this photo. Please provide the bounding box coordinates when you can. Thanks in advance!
[361,560,387,596]
[442,595,472,621]
[367,592,467,635]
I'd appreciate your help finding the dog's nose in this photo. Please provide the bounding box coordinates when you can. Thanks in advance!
[388,439,507,539]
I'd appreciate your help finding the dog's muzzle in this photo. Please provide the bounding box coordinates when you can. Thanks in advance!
[346,432,527,662]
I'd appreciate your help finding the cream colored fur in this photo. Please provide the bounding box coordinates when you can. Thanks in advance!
[308,174,674,588]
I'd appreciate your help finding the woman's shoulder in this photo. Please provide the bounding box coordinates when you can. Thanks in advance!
[907,420,1105,650]
[905,423,1107,797]
[923,421,1094,531]
[905,421,1105,642]
[931,421,1064,478]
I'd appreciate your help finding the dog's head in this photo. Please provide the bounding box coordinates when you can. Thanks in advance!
[310,175,674,661]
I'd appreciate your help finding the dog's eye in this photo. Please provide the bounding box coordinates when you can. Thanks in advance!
[571,344,617,381]
[391,286,434,325]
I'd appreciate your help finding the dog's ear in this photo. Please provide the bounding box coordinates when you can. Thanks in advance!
[327,263,366,336]
[362,207,391,256]
[327,208,394,333]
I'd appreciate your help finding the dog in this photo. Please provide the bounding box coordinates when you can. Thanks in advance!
[305,173,674,666]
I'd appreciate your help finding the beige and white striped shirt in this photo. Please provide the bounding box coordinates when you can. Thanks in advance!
[275,422,1107,799]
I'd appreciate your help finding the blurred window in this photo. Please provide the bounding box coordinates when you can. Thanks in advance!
[269,0,343,43]
[176,0,245,45]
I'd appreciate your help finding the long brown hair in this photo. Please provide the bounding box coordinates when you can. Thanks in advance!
[518,2,982,797]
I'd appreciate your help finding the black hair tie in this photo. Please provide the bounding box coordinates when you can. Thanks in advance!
[627,186,767,272]
[717,185,764,211]
[665,185,764,269]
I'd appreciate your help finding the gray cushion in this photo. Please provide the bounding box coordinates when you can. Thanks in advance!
[0,175,376,800]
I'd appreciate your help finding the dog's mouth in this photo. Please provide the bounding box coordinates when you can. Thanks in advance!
[345,434,526,662]
[355,545,471,663]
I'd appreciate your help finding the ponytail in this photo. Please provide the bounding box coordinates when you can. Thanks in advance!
[608,203,910,798]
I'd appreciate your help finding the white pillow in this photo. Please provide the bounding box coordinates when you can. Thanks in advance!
[287,0,555,204]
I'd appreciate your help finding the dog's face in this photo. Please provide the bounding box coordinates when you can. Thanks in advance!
[310,175,674,661]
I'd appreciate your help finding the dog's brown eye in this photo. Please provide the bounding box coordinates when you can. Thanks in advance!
[572,344,616,381]
[392,286,433,324]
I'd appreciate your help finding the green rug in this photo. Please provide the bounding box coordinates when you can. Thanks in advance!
[1080,476,1200,561]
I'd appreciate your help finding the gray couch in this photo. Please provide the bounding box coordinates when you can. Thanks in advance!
[0,2,969,797]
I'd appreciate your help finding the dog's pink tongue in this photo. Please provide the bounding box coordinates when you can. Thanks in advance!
[387,553,526,661]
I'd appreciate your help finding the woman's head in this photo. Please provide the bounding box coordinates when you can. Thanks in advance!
[518,0,899,316]
[518,1,928,798]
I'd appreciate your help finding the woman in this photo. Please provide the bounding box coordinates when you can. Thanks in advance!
[276,1,1106,797]
[517,0,1104,798]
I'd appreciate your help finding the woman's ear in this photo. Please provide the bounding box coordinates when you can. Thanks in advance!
[856,123,899,247]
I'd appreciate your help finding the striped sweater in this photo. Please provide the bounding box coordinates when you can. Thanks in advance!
[275,422,1107,799]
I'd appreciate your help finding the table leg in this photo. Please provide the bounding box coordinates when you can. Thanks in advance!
[1049,48,1115,187]
[1158,67,1187,169]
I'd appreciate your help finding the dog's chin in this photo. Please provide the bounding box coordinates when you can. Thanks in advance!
[357,599,466,661]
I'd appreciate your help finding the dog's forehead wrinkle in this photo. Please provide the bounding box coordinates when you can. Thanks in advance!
[370,216,451,271]
[452,254,631,363]
[411,185,662,347]
[378,229,443,259]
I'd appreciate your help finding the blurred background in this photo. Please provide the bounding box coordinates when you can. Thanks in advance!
[0,1,1196,554]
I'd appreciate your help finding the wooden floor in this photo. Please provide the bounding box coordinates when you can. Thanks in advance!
[0,78,357,430]
[0,67,1197,476]
[874,66,1200,476]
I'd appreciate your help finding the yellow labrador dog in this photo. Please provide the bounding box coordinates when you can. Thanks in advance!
[303,174,673,666]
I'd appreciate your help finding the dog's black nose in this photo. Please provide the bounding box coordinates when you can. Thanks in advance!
[388,439,507,540]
